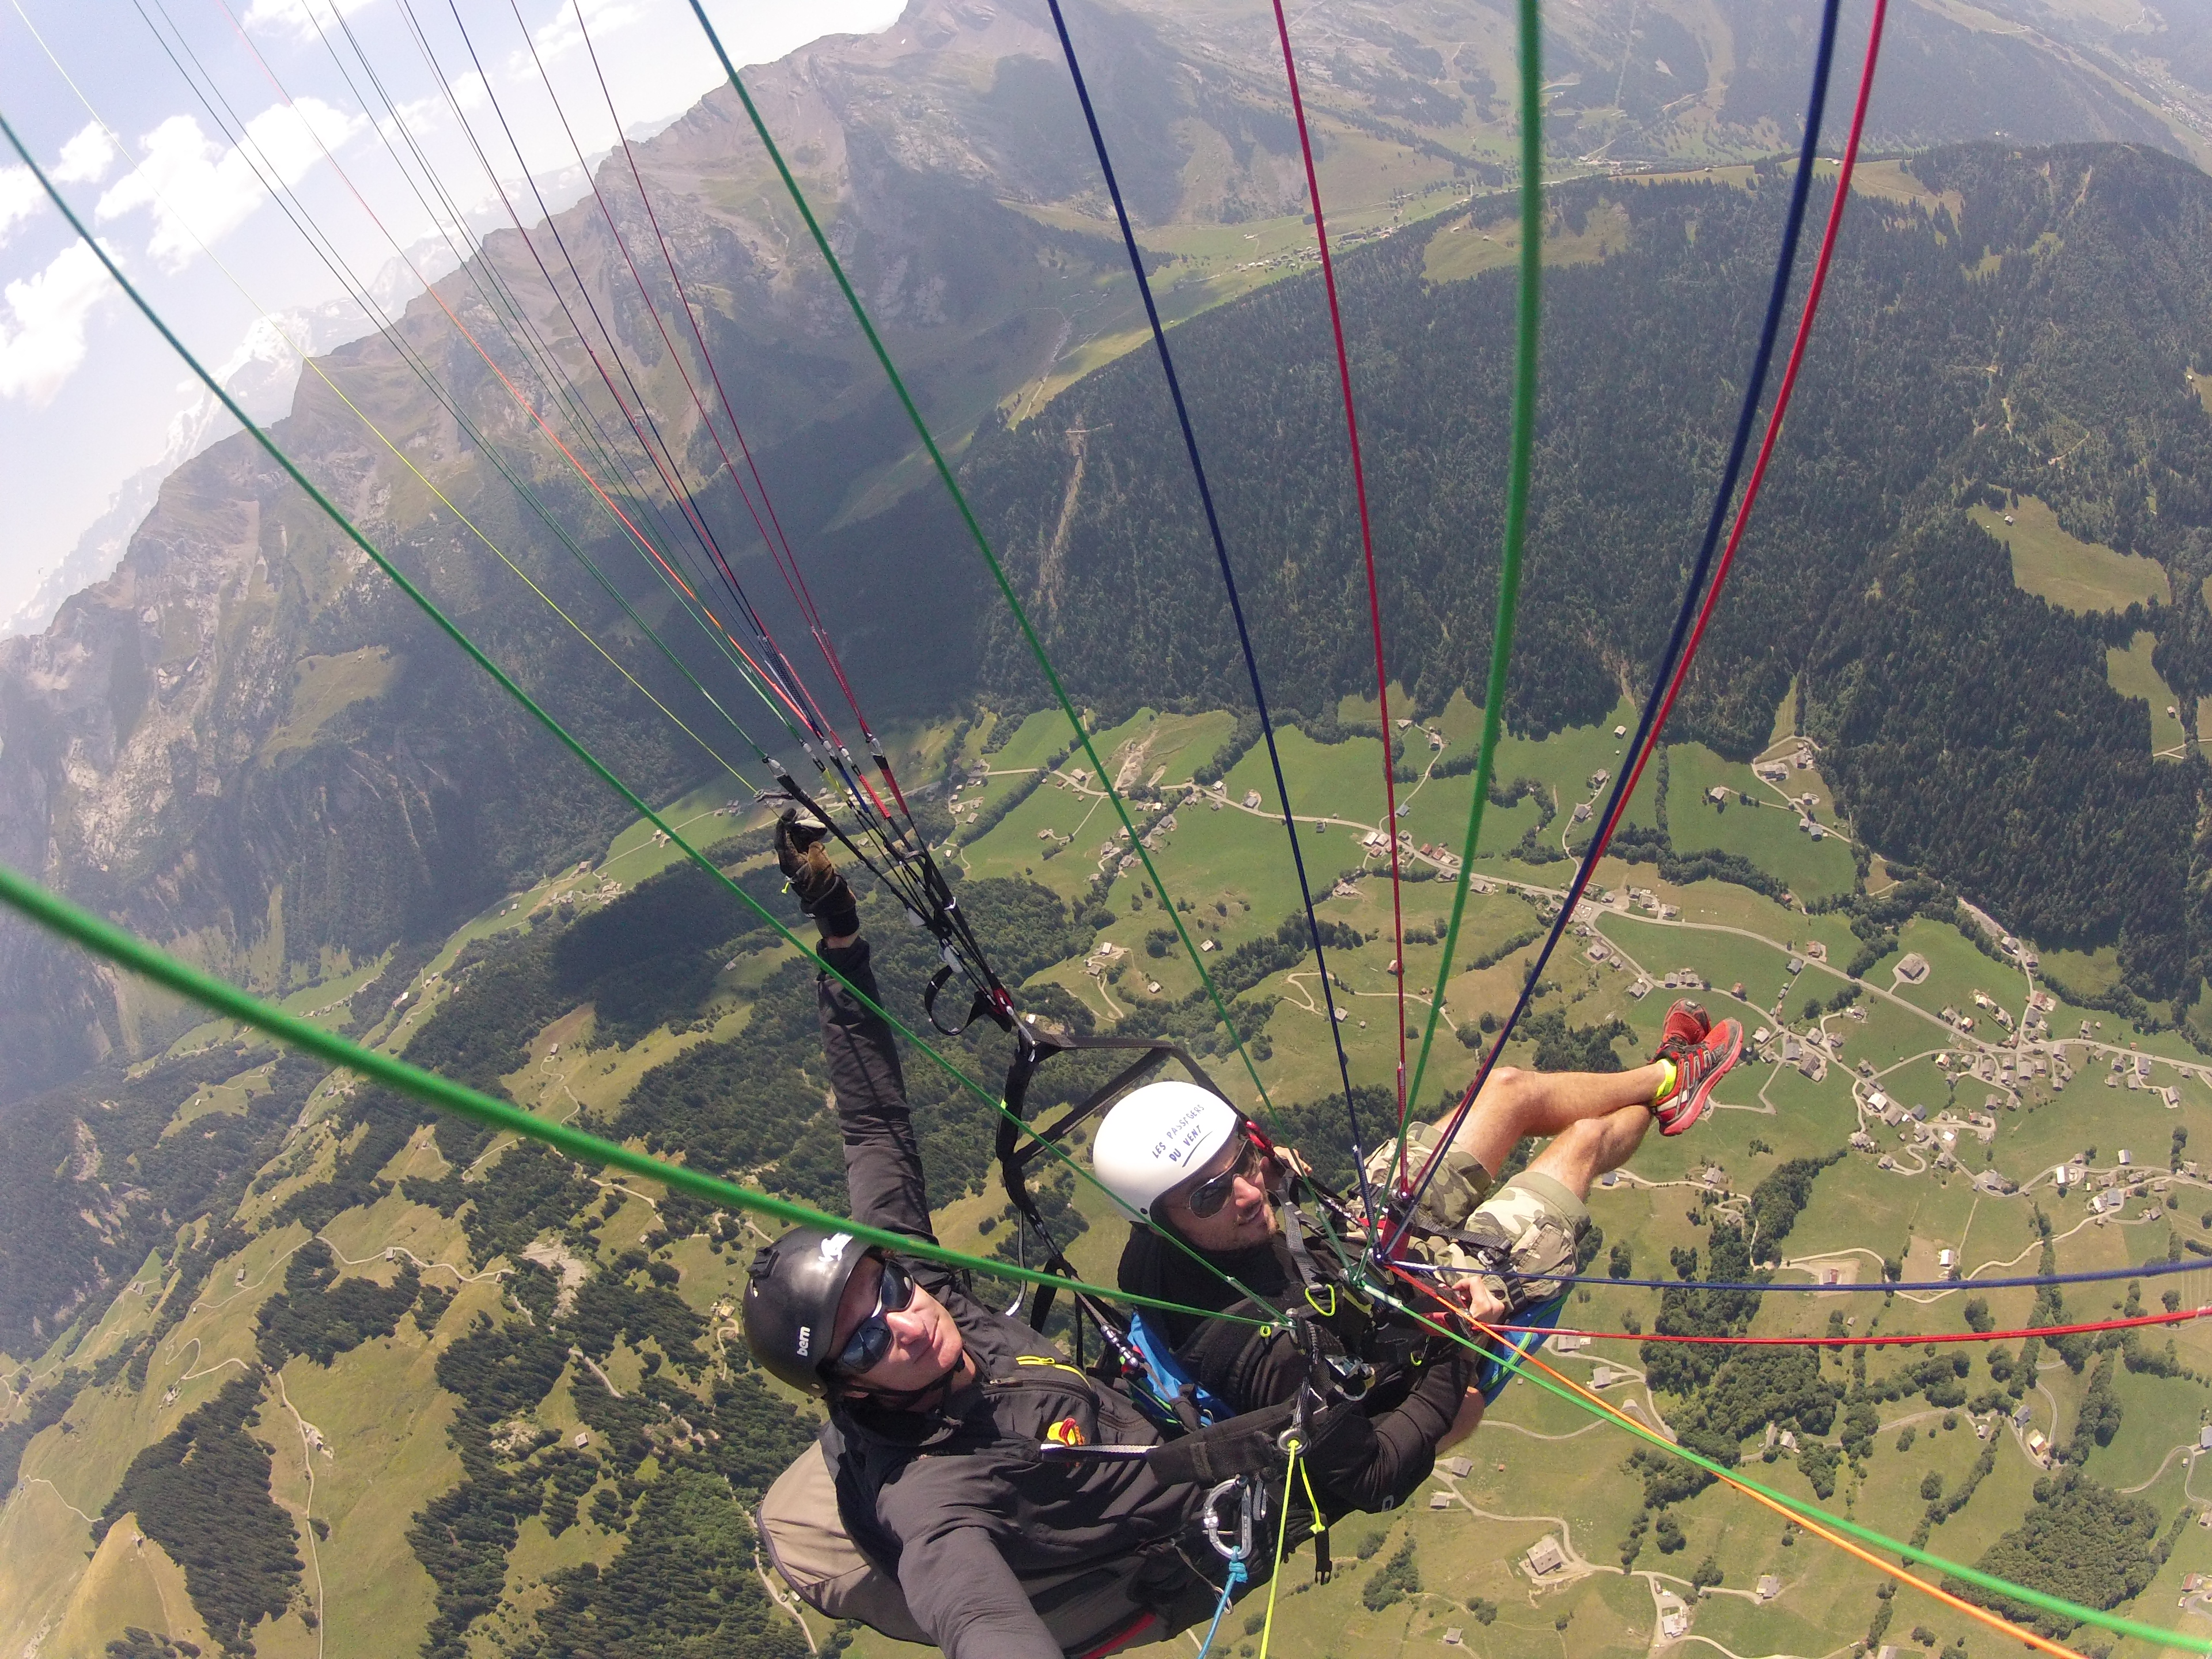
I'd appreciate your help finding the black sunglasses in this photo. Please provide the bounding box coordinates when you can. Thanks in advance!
[832,1256,916,1376]
[1183,1133,1274,1219]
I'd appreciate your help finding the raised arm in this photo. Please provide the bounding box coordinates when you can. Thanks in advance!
[779,812,937,1248]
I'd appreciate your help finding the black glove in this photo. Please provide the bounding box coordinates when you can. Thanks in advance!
[776,809,859,938]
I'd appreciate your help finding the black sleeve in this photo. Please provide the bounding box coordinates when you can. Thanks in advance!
[1301,1349,1472,1516]
[1190,1322,1474,1517]
[816,939,937,1249]
[894,1522,1064,1659]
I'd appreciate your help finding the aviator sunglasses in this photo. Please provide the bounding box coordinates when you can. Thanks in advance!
[1183,1131,1277,1219]
[833,1256,916,1376]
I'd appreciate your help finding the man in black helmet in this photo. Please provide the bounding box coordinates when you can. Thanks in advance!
[743,815,1223,1659]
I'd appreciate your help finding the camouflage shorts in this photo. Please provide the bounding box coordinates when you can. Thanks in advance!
[1363,1127,1589,1315]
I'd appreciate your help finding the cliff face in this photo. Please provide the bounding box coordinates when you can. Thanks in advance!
[0,388,621,1093]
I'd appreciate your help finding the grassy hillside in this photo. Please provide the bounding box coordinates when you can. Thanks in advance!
[11,680,2212,1658]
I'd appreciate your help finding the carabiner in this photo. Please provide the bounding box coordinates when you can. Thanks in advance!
[1202,1475,1265,1565]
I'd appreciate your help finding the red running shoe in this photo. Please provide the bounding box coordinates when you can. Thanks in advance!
[1653,1017,1743,1136]
[1658,999,1711,1055]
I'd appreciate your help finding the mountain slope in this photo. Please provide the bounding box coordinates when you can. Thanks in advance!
[953,141,2212,1006]
[6,0,2212,1100]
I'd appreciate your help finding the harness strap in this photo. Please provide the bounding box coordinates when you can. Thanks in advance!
[1277,1196,1331,1297]
[1142,1402,1295,1487]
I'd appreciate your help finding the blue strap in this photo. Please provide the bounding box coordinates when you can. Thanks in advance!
[1479,1294,1566,1403]
[1124,1310,1234,1430]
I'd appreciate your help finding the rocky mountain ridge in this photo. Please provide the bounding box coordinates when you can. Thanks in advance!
[6,0,2211,1104]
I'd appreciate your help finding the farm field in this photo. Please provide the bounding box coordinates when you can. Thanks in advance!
[16,698,2212,1659]
[2105,630,2191,753]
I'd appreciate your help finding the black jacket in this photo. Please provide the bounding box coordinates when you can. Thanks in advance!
[1118,1217,1474,1517]
[816,940,1211,1659]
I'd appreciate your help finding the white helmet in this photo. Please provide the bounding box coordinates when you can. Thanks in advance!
[1090,1080,1240,1219]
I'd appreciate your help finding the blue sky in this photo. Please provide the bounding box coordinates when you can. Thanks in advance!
[0,0,902,628]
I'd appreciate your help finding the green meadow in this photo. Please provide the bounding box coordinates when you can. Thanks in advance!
[1971,494,2171,613]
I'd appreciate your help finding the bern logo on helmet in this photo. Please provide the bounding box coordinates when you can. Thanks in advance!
[797,1325,812,1357]
[819,1233,854,1262]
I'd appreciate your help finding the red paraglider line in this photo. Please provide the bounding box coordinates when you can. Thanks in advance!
[1586,0,1891,876]
[1270,0,1412,1144]
[1486,1304,2209,1347]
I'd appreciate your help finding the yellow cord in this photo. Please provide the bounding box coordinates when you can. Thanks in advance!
[1295,1453,1325,1535]
[1253,1438,1301,1658]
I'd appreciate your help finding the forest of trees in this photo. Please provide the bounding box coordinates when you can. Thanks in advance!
[405,1252,815,1659]
[1949,1472,2175,1637]
[254,1240,427,1368]
[942,143,2212,1008]
[95,1377,304,1657]
[0,1047,326,1358]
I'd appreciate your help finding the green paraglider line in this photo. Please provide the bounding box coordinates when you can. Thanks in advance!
[0,860,1257,1330]
[0,108,1284,1328]
[1399,0,1541,1166]
[1360,1264,2210,1654]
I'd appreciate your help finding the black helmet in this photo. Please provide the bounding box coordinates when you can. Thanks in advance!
[743,1224,871,1395]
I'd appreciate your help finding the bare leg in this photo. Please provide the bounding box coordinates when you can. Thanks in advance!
[1440,1062,1664,1180]
[1525,1103,1653,1205]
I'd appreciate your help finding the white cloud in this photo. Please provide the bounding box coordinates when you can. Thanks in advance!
[52,124,119,187]
[449,69,490,115]
[94,100,365,272]
[0,241,113,406]
[0,166,41,251]
[533,0,645,62]
[238,0,374,45]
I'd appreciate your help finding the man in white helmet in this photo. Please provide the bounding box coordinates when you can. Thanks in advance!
[1088,1002,1741,1512]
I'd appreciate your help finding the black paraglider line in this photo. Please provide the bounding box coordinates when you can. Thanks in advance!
[1389,0,1849,1248]
[1039,0,1384,1235]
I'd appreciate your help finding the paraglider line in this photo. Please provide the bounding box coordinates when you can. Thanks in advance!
[1266,0,1413,1146]
[1392,0,1857,1248]
[1491,1304,2210,1346]
[1041,0,1380,1228]
[1488,1251,2210,1294]
[1370,1257,2146,1657]
[1397,0,1541,1161]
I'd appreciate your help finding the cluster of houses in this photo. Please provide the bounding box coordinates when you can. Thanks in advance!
[1751,1021,1836,1080]
[1619,885,1680,919]
[1627,965,1706,1001]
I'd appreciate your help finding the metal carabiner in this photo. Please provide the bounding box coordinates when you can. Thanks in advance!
[1323,1350,1376,1402]
[1201,1475,1265,1565]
